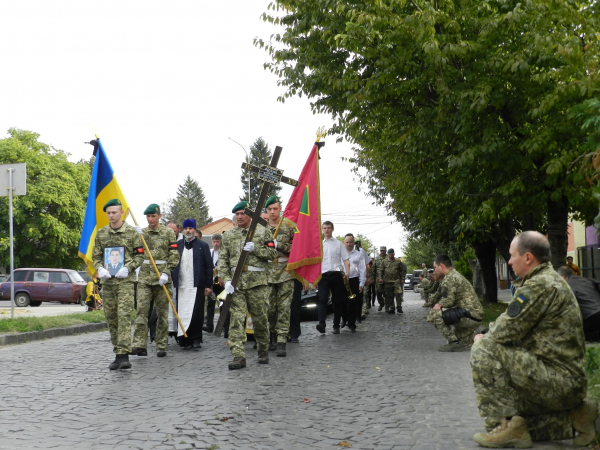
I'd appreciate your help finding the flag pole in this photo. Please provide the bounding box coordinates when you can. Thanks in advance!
[129,210,187,338]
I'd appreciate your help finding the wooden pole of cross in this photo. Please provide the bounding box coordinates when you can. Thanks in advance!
[214,146,298,336]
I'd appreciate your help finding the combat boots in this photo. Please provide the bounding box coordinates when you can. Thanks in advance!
[120,355,132,369]
[130,347,147,356]
[571,398,598,446]
[397,306,403,314]
[268,332,277,351]
[228,356,246,370]
[258,351,269,364]
[473,416,532,448]
[276,342,286,357]
[108,354,132,370]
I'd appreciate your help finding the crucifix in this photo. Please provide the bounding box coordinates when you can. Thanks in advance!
[214,146,298,336]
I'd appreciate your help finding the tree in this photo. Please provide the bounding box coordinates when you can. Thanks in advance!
[162,176,212,228]
[240,137,281,207]
[0,129,92,269]
[257,0,600,299]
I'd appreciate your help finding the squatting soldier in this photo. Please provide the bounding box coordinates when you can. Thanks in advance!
[470,231,595,448]
[370,246,387,311]
[431,254,483,352]
[92,199,144,370]
[417,273,431,304]
[131,204,179,358]
[381,249,405,314]
[219,201,277,370]
[264,196,295,357]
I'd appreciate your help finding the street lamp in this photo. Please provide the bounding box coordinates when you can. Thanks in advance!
[228,137,251,203]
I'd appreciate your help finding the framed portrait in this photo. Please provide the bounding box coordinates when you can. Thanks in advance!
[104,246,125,277]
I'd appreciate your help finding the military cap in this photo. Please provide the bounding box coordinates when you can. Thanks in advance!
[103,198,122,212]
[265,196,281,208]
[232,201,251,213]
[143,203,161,215]
[380,246,387,251]
[387,248,395,254]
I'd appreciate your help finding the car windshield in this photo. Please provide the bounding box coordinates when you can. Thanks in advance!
[69,271,85,283]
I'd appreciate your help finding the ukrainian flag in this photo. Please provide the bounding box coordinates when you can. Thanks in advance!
[78,139,130,275]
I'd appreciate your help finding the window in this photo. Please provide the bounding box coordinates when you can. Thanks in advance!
[50,272,70,283]
[69,272,85,283]
[33,272,50,283]
[12,271,29,282]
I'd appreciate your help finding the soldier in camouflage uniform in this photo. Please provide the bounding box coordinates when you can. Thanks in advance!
[381,249,406,314]
[395,256,407,313]
[131,204,179,358]
[92,199,144,370]
[370,246,388,311]
[264,196,295,357]
[470,231,596,448]
[431,254,483,351]
[417,273,430,304]
[219,201,277,370]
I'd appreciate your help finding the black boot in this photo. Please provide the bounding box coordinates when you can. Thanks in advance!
[120,354,132,369]
[268,332,277,351]
[276,342,287,357]
[108,355,121,370]
[228,356,246,370]
[258,351,269,364]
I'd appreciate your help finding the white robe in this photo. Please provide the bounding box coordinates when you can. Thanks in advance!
[177,247,197,337]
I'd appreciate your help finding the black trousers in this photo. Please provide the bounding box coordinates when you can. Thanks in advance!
[347,277,361,329]
[584,311,600,341]
[289,279,303,339]
[369,283,376,305]
[317,272,346,327]
[205,284,223,330]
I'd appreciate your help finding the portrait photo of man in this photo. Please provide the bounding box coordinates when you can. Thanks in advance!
[104,247,125,276]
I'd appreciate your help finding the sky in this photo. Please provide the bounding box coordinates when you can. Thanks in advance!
[0,1,406,256]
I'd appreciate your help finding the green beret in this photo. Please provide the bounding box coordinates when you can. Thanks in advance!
[103,199,122,212]
[387,248,395,254]
[143,203,161,215]
[265,196,281,208]
[232,201,251,213]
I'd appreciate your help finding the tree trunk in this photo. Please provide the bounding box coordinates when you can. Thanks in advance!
[469,259,486,297]
[472,239,498,303]
[490,218,516,281]
[547,196,569,270]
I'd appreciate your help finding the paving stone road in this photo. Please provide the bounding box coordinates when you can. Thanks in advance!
[0,292,583,449]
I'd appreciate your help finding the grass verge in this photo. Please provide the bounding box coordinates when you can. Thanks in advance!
[481,301,507,329]
[585,345,600,403]
[0,311,105,334]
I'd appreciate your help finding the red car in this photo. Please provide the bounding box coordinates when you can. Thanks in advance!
[0,268,87,307]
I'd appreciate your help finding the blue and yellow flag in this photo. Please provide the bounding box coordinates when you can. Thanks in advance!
[78,139,130,276]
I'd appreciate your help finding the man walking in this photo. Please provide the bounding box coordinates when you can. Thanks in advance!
[343,234,366,332]
[370,246,387,311]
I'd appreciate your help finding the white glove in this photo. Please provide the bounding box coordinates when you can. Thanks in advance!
[159,273,169,286]
[273,239,278,249]
[243,241,255,253]
[225,281,235,294]
[97,268,110,280]
[134,226,143,235]
[115,267,129,279]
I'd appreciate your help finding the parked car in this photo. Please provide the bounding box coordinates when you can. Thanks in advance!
[78,271,92,283]
[411,270,423,291]
[404,274,413,291]
[299,286,333,319]
[0,268,87,307]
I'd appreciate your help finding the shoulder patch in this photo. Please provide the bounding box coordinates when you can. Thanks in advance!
[507,294,527,318]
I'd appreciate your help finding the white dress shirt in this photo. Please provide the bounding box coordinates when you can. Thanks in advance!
[321,237,349,273]
[359,247,370,265]
[348,249,367,287]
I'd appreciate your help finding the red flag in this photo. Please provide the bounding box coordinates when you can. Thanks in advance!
[284,143,323,286]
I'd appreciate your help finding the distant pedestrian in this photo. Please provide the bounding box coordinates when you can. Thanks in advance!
[566,256,581,276]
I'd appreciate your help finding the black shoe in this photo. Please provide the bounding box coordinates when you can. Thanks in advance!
[357,319,362,324]
[350,327,356,333]
[397,307,403,314]
[340,320,346,329]
[180,344,192,350]
[332,327,340,334]
[157,350,167,357]
[360,314,367,321]
[202,325,213,333]
[229,357,246,370]
[276,342,287,357]
[316,323,326,334]
[108,355,121,370]
[258,351,269,364]
[268,333,277,351]
[192,339,202,349]
[387,310,395,314]
[130,347,147,357]
[120,355,132,370]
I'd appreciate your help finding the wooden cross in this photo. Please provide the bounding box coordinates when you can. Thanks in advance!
[214,146,298,336]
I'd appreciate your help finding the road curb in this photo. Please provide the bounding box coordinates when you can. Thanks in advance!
[0,322,108,347]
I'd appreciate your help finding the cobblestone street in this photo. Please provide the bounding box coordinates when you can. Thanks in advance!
[0,292,581,449]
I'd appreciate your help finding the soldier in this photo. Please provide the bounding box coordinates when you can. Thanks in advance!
[219,201,277,370]
[381,249,405,314]
[131,204,179,358]
[92,199,144,370]
[264,196,295,357]
[431,254,483,352]
[395,255,407,313]
[470,231,595,447]
[417,273,431,305]
[370,246,387,311]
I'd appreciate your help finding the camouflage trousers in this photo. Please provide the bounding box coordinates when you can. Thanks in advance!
[361,290,369,317]
[375,282,385,306]
[471,337,586,441]
[229,284,269,358]
[102,282,134,355]
[133,283,170,351]
[432,309,479,347]
[383,282,402,311]
[268,279,294,343]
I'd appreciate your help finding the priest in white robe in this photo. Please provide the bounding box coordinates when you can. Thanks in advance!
[171,219,214,349]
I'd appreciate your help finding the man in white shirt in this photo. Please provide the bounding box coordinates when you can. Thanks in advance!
[343,234,367,332]
[317,221,350,334]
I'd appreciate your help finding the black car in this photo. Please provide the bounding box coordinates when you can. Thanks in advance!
[411,270,423,291]
[299,287,332,320]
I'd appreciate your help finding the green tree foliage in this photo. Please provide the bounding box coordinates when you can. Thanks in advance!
[162,176,212,228]
[240,137,281,207]
[0,129,92,269]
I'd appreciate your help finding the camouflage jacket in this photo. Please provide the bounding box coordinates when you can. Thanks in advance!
[267,218,295,284]
[423,280,439,294]
[418,278,431,291]
[92,222,144,285]
[138,225,179,285]
[370,255,387,283]
[438,268,483,319]
[218,224,277,290]
[381,258,407,284]
[487,262,586,378]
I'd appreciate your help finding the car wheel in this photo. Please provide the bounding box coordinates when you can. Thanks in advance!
[14,292,30,307]
[30,301,42,307]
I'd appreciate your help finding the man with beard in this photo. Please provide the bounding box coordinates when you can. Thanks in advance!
[171,219,214,349]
